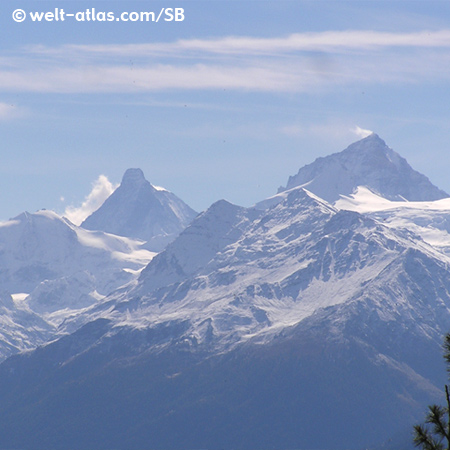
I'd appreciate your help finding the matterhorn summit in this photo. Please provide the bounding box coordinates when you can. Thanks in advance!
[81,168,197,251]
[279,133,449,203]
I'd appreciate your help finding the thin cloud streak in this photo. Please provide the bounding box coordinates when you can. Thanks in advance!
[31,30,450,57]
[2,31,450,94]
[0,64,307,93]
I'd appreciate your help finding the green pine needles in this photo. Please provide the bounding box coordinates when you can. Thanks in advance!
[413,334,450,450]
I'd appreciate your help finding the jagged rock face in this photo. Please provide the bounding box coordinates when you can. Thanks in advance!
[279,133,449,203]
[81,168,197,251]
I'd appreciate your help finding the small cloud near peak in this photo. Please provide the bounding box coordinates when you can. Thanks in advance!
[64,175,118,226]
[352,126,373,139]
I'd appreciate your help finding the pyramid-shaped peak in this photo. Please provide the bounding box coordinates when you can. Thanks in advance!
[339,133,401,167]
[81,168,197,251]
[121,168,148,187]
[279,134,448,203]
[346,133,388,152]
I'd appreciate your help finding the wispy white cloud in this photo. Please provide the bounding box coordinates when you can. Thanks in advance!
[32,30,450,57]
[2,30,450,94]
[0,63,304,93]
[64,175,118,226]
[352,126,373,139]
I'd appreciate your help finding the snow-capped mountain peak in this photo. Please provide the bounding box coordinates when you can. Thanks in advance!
[81,168,197,251]
[279,133,448,203]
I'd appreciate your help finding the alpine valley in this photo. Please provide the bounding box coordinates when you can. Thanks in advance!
[0,134,450,450]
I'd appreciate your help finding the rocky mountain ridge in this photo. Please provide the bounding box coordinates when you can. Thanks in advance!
[0,136,448,449]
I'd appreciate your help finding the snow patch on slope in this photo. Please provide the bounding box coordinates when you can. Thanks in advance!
[337,186,450,257]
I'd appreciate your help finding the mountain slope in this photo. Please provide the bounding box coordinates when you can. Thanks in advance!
[0,208,155,352]
[0,292,55,360]
[335,186,450,258]
[1,136,450,449]
[81,168,197,251]
[0,209,153,297]
[0,187,449,449]
[0,309,443,450]
[278,133,449,203]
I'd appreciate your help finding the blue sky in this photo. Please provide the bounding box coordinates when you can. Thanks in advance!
[2,0,450,221]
